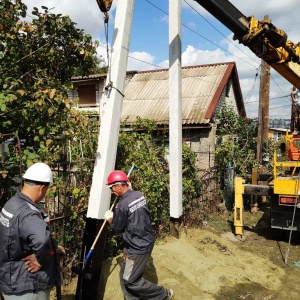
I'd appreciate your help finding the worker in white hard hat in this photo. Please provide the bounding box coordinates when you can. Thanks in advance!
[0,162,61,300]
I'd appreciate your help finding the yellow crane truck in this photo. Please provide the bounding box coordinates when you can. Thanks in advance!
[195,0,300,236]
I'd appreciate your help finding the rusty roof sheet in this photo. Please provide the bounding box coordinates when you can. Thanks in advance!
[121,63,242,125]
[72,73,107,81]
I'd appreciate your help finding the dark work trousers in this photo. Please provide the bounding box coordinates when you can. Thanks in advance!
[292,103,300,132]
[120,252,167,300]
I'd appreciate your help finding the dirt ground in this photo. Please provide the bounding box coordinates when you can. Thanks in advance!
[53,205,300,300]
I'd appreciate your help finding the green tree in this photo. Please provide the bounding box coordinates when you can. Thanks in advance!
[0,0,99,199]
[73,55,108,76]
[214,106,258,179]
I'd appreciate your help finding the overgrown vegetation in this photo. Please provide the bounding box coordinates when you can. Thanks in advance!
[215,105,279,178]
[0,0,206,284]
[0,0,104,284]
[0,0,103,201]
[105,118,202,257]
[214,106,259,179]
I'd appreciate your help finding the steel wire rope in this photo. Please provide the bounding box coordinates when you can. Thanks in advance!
[103,14,111,82]
[98,8,126,97]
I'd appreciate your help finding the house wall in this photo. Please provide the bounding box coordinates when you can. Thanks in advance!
[68,79,105,113]
[185,78,238,175]
[184,78,239,174]
[214,79,239,115]
[268,128,288,141]
[70,73,241,176]
[183,125,217,175]
[69,73,136,114]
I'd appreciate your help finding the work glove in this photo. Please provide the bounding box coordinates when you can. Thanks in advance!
[57,245,66,255]
[104,210,113,221]
[22,254,41,273]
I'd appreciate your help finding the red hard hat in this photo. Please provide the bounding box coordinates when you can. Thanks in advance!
[106,170,129,187]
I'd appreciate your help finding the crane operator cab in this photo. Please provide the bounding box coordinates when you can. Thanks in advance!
[288,137,300,161]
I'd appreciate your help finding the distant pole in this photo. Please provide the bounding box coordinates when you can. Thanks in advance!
[169,0,183,224]
[257,15,271,163]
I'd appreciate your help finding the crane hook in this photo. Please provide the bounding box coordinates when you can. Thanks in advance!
[96,0,113,23]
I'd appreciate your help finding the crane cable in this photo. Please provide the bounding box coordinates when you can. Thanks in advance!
[104,13,110,82]
[96,0,125,97]
[95,0,111,75]
[95,0,113,22]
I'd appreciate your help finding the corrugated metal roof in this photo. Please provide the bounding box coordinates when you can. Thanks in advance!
[121,63,242,125]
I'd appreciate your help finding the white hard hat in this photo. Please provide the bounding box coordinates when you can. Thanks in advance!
[23,162,53,184]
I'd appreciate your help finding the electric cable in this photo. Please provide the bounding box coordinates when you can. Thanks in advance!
[143,0,259,69]
[182,0,259,67]
[244,67,259,104]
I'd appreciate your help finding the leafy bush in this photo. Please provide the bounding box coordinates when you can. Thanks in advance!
[116,118,201,235]
[214,106,258,179]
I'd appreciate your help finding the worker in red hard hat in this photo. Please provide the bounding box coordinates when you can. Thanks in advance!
[104,170,174,300]
[106,170,129,190]
[0,162,61,300]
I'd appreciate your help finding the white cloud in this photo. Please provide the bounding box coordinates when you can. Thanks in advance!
[182,45,228,66]
[127,51,156,71]
[160,15,169,24]
[23,0,116,40]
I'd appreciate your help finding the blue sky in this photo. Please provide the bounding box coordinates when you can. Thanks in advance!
[22,0,300,120]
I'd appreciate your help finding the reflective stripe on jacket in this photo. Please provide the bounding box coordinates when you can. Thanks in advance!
[110,189,154,254]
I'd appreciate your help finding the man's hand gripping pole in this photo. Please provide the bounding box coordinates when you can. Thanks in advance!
[83,165,134,265]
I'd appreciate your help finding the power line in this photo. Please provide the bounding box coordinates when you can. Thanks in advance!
[270,74,286,95]
[182,0,259,67]
[98,43,165,70]
[245,94,290,104]
[244,67,259,104]
[144,0,259,69]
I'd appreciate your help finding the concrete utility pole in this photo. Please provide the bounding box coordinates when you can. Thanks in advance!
[76,1,135,299]
[169,0,183,228]
[256,15,271,163]
[87,0,135,220]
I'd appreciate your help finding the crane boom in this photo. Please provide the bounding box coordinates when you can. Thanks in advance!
[195,0,300,89]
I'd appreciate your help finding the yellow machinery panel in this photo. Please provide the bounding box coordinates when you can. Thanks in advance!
[274,179,300,195]
[234,177,245,236]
